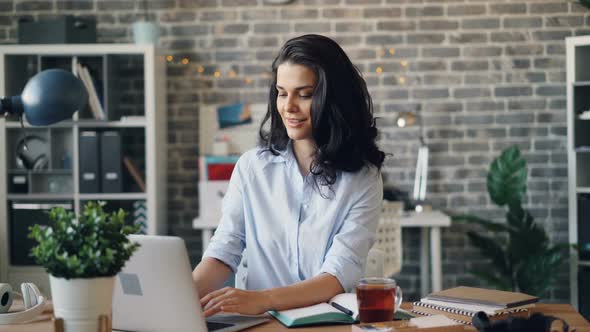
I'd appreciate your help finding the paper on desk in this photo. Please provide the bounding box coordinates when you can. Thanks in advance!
[409,315,459,328]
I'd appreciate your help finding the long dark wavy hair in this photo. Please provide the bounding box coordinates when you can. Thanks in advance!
[259,34,385,188]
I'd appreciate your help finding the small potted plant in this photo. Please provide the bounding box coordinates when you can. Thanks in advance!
[29,201,140,332]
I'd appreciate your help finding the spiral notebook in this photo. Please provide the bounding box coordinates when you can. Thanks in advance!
[411,301,530,325]
[424,286,538,309]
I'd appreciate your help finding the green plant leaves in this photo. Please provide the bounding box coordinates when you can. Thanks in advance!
[454,145,571,297]
[487,145,527,207]
[28,201,140,279]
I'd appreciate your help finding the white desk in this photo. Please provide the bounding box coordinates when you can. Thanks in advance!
[193,210,450,296]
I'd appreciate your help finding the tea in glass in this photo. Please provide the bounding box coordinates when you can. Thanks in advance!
[355,277,402,323]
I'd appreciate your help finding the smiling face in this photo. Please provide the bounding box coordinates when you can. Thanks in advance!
[276,62,317,143]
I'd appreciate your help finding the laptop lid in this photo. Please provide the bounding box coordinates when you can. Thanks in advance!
[112,235,208,332]
[112,235,268,332]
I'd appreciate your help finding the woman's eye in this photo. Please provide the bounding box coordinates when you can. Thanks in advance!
[300,95,312,99]
[278,94,287,97]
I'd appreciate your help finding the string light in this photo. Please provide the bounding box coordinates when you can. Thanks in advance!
[389,48,395,55]
[166,55,174,62]
[400,60,408,67]
[228,70,237,78]
[376,66,383,75]
[197,66,205,73]
[181,57,189,65]
[214,71,221,78]
[399,76,406,85]
[245,78,253,84]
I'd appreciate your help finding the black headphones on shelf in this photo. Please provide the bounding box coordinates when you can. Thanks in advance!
[15,135,49,170]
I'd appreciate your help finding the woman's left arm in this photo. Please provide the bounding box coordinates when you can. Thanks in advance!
[200,273,343,317]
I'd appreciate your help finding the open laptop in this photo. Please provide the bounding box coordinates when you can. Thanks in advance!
[112,235,269,332]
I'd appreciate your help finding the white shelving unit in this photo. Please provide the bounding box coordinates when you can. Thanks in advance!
[567,36,590,318]
[0,44,167,295]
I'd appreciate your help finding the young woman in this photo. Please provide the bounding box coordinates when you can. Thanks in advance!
[193,34,385,317]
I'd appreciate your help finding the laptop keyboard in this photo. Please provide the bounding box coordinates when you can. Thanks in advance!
[206,321,234,331]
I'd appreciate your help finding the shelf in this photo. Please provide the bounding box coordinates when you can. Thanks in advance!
[7,194,73,200]
[577,188,590,193]
[77,118,147,128]
[579,261,590,267]
[5,118,146,128]
[8,169,72,174]
[79,193,147,200]
[575,147,590,152]
[574,81,590,87]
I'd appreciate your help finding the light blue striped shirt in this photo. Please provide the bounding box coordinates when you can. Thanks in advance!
[203,142,383,292]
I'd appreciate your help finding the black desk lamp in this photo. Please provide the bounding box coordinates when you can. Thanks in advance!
[0,69,87,126]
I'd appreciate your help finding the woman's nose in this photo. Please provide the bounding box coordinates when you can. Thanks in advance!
[284,97,298,112]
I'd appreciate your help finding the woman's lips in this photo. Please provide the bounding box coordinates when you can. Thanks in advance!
[287,118,305,128]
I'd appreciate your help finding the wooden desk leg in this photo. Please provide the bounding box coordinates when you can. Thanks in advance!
[430,226,442,292]
[202,228,213,256]
[420,228,430,297]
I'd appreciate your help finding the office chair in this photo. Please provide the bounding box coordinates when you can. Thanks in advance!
[365,201,404,278]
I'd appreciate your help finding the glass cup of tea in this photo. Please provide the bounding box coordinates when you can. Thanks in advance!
[355,277,403,323]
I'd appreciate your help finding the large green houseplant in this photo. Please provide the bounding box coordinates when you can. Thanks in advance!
[452,146,569,296]
[29,201,140,331]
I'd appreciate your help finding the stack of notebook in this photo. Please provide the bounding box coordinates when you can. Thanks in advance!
[412,286,539,325]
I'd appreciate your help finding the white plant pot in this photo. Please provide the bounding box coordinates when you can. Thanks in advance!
[50,275,115,332]
[132,21,160,45]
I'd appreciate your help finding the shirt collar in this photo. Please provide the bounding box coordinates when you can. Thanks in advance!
[257,140,296,166]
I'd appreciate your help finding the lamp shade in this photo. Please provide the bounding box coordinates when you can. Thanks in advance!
[1,69,87,126]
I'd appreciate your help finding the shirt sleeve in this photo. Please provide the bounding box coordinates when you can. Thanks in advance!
[318,167,383,292]
[202,153,250,273]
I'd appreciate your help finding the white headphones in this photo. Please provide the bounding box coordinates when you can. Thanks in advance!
[0,282,46,324]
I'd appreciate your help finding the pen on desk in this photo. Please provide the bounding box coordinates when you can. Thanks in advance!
[331,302,354,316]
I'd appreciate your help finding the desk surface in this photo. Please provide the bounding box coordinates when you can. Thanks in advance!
[3,303,588,332]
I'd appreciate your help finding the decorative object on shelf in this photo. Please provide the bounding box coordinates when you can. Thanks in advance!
[396,111,428,212]
[0,69,87,126]
[451,146,572,296]
[217,103,252,129]
[132,0,159,45]
[123,157,146,192]
[28,201,140,332]
[18,15,97,44]
[133,200,147,234]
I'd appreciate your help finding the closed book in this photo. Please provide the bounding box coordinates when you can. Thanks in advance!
[424,287,538,309]
[412,301,530,325]
[100,131,122,193]
[79,131,100,193]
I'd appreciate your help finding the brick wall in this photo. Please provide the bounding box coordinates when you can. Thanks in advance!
[1,0,588,302]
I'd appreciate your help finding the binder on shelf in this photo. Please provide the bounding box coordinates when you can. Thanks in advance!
[79,131,100,193]
[100,131,123,193]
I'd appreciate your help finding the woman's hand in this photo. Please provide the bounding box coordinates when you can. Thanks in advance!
[200,287,272,317]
